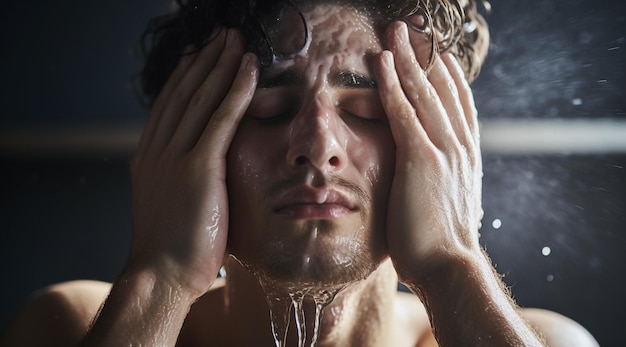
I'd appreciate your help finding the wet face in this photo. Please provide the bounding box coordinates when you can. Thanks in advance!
[226,4,395,290]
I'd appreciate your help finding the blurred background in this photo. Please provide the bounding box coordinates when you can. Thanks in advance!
[1,0,624,345]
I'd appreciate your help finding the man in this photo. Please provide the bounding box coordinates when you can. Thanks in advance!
[1,0,598,346]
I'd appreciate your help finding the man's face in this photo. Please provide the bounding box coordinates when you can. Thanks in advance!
[226,4,395,289]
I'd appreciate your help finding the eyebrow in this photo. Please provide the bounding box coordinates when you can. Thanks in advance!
[256,69,377,89]
[331,70,377,89]
[257,70,303,88]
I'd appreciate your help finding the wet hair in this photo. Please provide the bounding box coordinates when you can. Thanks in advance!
[139,0,489,105]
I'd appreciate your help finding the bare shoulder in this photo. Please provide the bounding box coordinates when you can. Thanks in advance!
[521,307,599,347]
[1,280,111,347]
[393,291,438,347]
[390,292,599,347]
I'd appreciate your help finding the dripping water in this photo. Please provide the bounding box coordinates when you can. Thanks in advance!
[266,294,292,347]
[289,291,307,347]
[263,285,344,347]
[309,289,339,347]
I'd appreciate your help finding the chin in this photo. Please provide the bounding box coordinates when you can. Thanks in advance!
[230,223,387,292]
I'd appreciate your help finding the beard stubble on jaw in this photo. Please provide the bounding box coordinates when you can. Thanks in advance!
[232,174,388,290]
[261,221,380,285]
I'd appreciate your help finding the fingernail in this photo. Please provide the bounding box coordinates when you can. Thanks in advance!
[239,54,250,71]
[447,53,461,69]
[399,21,409,43]
[239,53,257,72]
[226,28,236,45]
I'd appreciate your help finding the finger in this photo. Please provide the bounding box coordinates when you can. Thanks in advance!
[151,44,201,126]
[441,54,480,145]
[195,53,259,164]
[147,28,229,157]
[427,55,474,150]
[387,21,455,148]
[135,45,198,161]
[169,29,246,153]
[375,50,430,151]
[405,18,433,69]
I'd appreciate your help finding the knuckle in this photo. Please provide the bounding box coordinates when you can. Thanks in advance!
[419,144,445,166]
[442,139,465,160]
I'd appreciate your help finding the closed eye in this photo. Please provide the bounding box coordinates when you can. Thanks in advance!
[338,90,385,124]
[246,89,299,125]
[251,109,296,125]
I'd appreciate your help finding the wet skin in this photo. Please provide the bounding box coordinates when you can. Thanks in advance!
[227,5,395,289]
[219,2,499,344]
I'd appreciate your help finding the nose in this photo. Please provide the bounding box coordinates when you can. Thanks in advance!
[286,97,347,172]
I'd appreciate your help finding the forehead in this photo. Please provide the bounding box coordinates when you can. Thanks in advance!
[264,4,383,76]
[303,5,382,56]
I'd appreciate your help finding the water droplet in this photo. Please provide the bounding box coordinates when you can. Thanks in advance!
[572,98,582,106]
[546,274,554,282]
[492,218,502,230]
[542,246,552,256]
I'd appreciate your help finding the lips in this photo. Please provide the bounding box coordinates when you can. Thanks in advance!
[274,187,358,219]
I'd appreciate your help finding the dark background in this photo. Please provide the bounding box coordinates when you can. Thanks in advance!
[1,0,624,345]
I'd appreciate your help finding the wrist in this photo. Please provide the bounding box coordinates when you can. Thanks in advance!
[81,266,198,346]
[398,248,494,296]
[394,250,482,291]
[125,247,220,299]
[119,266,200,312]
[398,251,544,346]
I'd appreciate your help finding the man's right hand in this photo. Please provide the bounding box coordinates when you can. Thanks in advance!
[128,28,258,298]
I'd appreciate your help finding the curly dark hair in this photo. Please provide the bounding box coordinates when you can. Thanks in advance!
[139,0,489,105]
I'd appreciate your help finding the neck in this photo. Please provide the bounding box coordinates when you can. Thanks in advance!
[223,257,398,347]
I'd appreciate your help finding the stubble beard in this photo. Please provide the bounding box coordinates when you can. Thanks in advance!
[233,219,386,293]
[228,172,391,295]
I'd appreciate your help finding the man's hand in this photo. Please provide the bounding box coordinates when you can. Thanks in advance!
[377,21,484,283]
[129,28,258,297]
[376,22,546,346]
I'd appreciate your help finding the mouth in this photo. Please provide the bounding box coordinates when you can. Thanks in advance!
[274,187,358,219]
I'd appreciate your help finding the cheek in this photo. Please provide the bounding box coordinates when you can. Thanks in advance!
[227,127,270,206]
[226,126,280,251]
[228,123,284,183]
[227,141,257,195]
[351,128,396,197]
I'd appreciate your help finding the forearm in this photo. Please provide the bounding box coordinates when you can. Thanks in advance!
[405,252,545,347]
[80,267,197,347]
